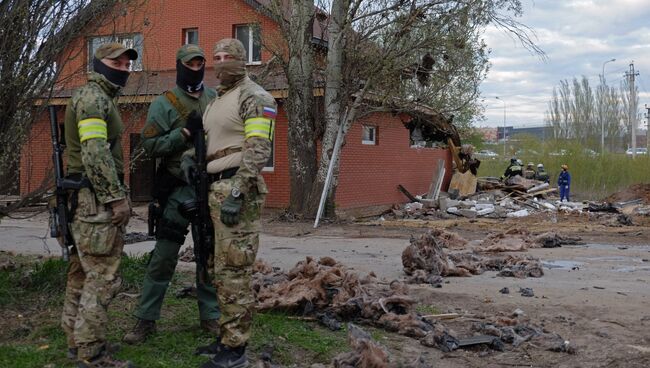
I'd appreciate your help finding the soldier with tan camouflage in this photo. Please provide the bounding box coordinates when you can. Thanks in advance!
[123,44,220,345]
[186,38,274,368]
[61,42,137,368]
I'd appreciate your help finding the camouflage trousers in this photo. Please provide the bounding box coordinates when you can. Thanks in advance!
[62,188,124,360]
[208,176,267,347]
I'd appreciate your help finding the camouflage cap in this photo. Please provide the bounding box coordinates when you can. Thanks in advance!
[95,42,138,60]
[213,38,246,61]
[177,44,205,62]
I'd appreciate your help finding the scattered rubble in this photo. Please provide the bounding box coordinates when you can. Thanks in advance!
[389,178,650,225]
[477,229,582,252]
[402,231,545,280]
[519,287,535,297]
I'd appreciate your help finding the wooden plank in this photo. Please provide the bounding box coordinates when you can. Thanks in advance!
[433,167,446,200]
[397,184,419,202]
[421,313,460,320]
[447,138,464,173]
[448,170,477,197]
[427,159,445,199]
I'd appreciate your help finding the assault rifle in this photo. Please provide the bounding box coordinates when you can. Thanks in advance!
[180,112,213,282]
[48,106,77,261]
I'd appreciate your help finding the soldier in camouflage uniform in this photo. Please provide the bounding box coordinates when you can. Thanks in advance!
[61,42,137,368]
[123,44,220,345]
[188,38,274,368]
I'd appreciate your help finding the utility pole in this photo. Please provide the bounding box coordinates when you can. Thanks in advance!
[601,58,615,154]
[496,96,506,156]
[625,63,639,158]
[646,104,650,152]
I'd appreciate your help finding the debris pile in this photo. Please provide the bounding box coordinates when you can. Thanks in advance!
[308,324,430,368]
[471,309,576,354]
[477,228,582,252]
[402,230,544,281]
[253,256,436,339]
[252,255,571,360]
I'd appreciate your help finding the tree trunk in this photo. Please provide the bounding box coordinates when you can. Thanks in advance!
[285,0,317,215]
[305,0,349,218]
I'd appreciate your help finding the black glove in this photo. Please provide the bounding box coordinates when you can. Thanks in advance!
[185,110,203,136]
[181,155,197,184]
[220,194,243,226]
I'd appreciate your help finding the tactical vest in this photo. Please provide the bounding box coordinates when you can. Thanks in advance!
[204,83,244,174]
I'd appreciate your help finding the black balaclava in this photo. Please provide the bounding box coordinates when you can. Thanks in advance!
[176,59,205,93]
[93,57,130,87]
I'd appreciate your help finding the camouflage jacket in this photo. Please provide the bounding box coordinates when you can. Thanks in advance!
[204,76,275,195]
[141,86,216,179]
[64,72,126,204]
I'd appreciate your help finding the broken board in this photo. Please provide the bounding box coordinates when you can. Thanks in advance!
[448,170,478,197]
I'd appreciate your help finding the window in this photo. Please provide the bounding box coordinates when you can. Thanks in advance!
[235,24,261,64]
[184,28,198,45]
[88,33,143,71]
[362,125,377,145]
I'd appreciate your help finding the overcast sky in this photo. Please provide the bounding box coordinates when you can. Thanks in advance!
[479,0,650,129]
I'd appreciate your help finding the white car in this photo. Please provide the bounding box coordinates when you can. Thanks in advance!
[626,147,648,156]
[475,149,499,158]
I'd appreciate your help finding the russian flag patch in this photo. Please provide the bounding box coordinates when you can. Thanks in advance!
[262,106,277,119]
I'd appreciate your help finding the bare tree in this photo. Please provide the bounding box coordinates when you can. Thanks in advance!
[257,0,541,218]
[0,0,141,216]
[546,76,626,150]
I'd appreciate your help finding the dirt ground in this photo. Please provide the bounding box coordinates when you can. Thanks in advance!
[260,213,650,367]
[1,208,649,367]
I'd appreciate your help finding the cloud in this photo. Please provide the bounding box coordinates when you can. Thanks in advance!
[479,0,650,128]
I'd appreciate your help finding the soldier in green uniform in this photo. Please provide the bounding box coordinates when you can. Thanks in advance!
[188,38,274,368]
[123,45,220,344]
[61,42,137,368]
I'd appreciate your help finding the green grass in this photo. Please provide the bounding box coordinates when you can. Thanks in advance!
[478,145,650,200]
[0,254,349,367]
[251,312,348,364]
[415,304,442,315]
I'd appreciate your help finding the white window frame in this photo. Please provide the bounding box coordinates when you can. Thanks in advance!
[235,24,262,65]
[184,28,198,45]
[88,33,143,72]
[362,125,377,145]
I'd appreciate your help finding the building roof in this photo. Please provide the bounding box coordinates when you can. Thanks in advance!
[51,65,297,101]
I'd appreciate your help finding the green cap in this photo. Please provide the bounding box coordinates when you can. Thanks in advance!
[94,42,138,60]
[177,44,205,62]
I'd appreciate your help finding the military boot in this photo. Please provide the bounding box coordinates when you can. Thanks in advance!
[77,352,134,368]
[200,319,219,335]
[69,343,120,360]
[195,337,224,358]
[122,319,156,344]
[200,344,249,368]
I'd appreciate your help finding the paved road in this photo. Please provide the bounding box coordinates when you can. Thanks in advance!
[0,216,409,280]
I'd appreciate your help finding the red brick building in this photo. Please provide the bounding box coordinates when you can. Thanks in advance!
[20,0,452,215]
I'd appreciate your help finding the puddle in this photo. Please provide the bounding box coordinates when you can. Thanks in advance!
[613,266,650,273]
[565,243,650,252]
[542,260,583,270]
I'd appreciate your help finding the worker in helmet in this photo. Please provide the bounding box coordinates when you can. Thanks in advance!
[535,163,549,183]
[523,162,536,179]
[501,157,523,180]
[558,164,571,201]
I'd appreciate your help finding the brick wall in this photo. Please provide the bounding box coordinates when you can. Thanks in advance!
[58,0,279,87]
[20,0,452,212]
[336,112,452,210]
